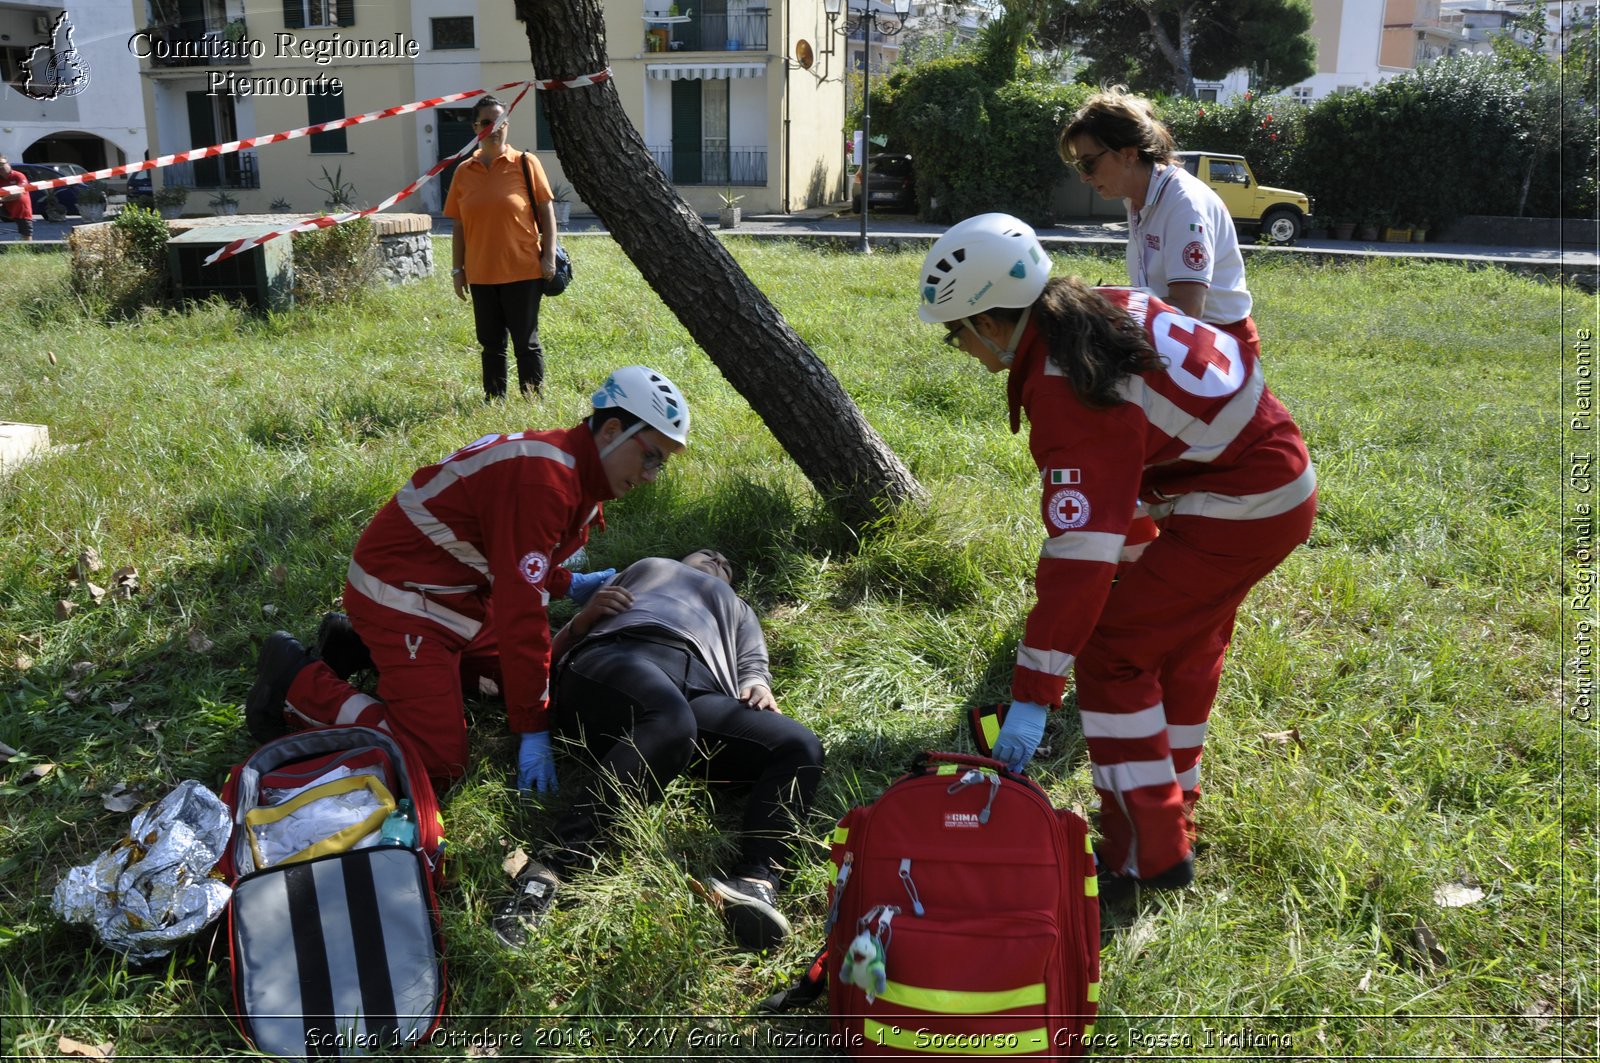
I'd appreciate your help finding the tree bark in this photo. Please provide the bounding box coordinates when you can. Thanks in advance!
[1138,0,1197,96]
[514,0,927,528]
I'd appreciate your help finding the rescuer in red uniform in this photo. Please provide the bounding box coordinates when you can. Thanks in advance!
[919,214,1316,897]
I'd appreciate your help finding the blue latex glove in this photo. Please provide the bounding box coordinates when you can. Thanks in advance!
[991,701,1048,773]
[517,731,558,792]
[566,568,615,605]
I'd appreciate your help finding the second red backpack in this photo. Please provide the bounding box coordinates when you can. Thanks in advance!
[824,752,1100,1058]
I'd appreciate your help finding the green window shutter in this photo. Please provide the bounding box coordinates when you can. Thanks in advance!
[670,79,702,184]
[308,90,348,154]
[282,0,304,30]
[336,0,355,26]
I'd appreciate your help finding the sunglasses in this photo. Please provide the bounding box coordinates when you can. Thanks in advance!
[473,118,503,130]
[942,325,964,348]
[1073,148,1110,176]
[633,434,669,472]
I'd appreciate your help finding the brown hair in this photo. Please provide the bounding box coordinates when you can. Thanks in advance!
[985,277,1165,408]
[1059,86,1176,168]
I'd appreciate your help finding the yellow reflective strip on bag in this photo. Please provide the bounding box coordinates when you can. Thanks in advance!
[1085,872,1099,897]
[245,774,397,869]
[1083,1023,1095,1037]
[982,714,1001,749]
[1084,834,1093,854]
[863,1019,1049,1055]
[879,979,1047,1014]
[1087,981,1100,1003]
[832,825,850,845]
[936,763,959,775]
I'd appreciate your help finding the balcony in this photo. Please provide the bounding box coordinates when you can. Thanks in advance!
[649,146,767,187]
[165,151,259,190]
[643,9,769,52]
[143,15,251,67]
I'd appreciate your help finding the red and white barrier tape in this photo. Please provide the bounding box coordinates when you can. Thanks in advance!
[200,79,547,265]
[0,69,611,201]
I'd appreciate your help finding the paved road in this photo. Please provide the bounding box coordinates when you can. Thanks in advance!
[8,206,1596,277]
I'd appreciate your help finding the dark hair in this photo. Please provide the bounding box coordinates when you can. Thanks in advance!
[588,405,642,435]
[1060,86,1176,167]
[985,277,1165,409]
[472,95,504,121]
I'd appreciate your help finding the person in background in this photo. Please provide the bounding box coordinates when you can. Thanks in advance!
[918,213,1315,900]
[0,156,35,242]
[445,94,558,400]
[493,549,824,954]
[244,366,690,792]
[1060,88,1257,349]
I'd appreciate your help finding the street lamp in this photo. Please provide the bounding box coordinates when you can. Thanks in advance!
[824,0,912,253]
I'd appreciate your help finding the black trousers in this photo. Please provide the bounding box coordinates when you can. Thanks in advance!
[470,277,544,399]
[551,636,824,886]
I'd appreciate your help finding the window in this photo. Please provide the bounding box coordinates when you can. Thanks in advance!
[307,89,348,153]
[1209,160,1246,184]
[282,0,353,29]
[431,16,474,50]
[1291,85,1314,102]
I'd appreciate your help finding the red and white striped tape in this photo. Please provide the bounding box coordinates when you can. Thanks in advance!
[0,68,611,201]
[200,78,548,265]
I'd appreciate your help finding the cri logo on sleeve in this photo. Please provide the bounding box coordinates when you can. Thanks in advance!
[519,551,550,586]
[1048,488,1091,530]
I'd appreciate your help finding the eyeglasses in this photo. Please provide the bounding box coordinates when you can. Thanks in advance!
[633,434,669,472]
[1073,148,1110,176]
[942,325,965,348]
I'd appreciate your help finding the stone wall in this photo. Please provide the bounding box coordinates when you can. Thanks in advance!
[1435,215,1599,249]
[376,231,433,285]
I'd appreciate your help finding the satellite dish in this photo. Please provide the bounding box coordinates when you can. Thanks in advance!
[795,39,814,70]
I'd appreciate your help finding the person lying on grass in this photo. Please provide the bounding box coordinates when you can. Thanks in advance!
[491,548,825,953]
[919,213,1316,901]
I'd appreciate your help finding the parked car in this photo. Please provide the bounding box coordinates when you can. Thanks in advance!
[1174,151,1313,244]
[851,153,916,214]
[10,162,81,221]
[126,170,154,208]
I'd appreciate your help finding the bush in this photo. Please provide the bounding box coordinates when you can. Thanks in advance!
[876,53,1090,224]
[291,217,379,305]
[1158,92,1307,188]
[67,204,170,318]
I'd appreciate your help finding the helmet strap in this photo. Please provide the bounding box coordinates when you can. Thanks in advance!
[596,419,645,461]
[970,306,1032,368]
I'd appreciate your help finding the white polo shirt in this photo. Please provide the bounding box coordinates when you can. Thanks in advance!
[1125,163,1252,326]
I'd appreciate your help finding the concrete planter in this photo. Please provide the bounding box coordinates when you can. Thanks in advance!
[719,206,742,229]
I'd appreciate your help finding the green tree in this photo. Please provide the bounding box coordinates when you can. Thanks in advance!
[1048,0,1316,97]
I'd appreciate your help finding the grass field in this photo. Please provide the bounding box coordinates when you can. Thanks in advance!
[0,239,1593,1059]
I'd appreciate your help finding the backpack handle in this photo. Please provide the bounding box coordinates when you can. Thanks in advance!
[911,750,1011,776]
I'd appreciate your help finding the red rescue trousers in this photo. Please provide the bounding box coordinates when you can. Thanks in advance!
[1075,492,1316,879]
[284,609,507,785]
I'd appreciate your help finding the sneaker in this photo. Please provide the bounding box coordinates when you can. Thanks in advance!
[491,862,561,949]
[313,612,374,681]
[1095,852,1195,904]
[699,875,791,952]
[244,632,312,743]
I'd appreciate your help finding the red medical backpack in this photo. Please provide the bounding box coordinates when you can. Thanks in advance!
[823,752,1100,1058]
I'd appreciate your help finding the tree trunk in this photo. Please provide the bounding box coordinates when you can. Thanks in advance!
[514,0,927,528]
[1139,0,1196,97]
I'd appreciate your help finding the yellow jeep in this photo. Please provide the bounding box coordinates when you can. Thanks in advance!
[1175,151,1314,244]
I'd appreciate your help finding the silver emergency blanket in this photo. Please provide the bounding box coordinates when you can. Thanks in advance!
[51,779,234,962]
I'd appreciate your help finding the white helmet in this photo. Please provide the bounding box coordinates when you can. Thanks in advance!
[591,365,690,446]
[917,213,1051,324]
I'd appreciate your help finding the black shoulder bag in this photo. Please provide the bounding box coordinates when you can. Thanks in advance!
[520,152,572,296]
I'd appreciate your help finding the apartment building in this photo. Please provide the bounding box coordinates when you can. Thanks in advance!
[133,0,849,217]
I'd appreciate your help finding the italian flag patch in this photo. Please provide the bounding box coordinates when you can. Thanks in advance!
[1048,468,1081,485]
[1189,223,1204,233]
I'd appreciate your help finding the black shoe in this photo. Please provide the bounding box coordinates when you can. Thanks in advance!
[491,862,561,949]
[1096,852,1195,904]
[245,632,312,743]
[314,612,374,681]
[699,875,791,952]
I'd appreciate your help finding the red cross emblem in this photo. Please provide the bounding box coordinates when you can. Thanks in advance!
[1168,321,1233,380]
[1048,488,1091,530]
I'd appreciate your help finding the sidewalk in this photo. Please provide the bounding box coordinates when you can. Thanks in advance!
[9,205,1596,283]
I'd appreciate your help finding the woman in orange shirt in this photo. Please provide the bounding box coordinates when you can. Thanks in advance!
[444,95,559,400]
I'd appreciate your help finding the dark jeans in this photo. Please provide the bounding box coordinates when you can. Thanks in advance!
[551,636,824,886]
[470,277,544,399]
